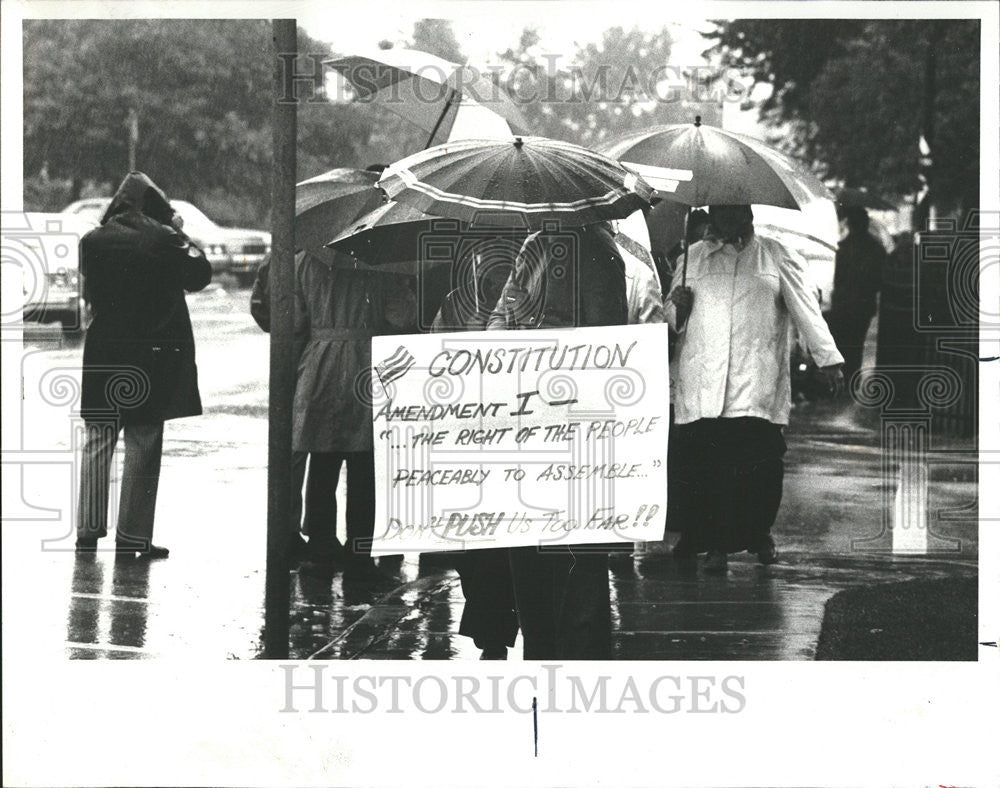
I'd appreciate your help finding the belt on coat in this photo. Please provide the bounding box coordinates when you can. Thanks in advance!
[309,328,373,340]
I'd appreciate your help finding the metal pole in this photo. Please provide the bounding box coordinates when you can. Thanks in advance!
[264,18,297,659]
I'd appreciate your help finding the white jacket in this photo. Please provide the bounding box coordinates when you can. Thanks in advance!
[666,233,843,426]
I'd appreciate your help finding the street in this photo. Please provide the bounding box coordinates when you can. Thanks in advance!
[4,280,978,660]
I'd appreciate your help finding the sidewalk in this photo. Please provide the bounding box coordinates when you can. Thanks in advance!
[5,398,977,661]
[289,398,978,660]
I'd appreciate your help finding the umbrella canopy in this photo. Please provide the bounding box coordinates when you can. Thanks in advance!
[377,136,655,230]
[328,199,531,272]
[325,49,528,147]
[598,118,833,210]
[835,186,897,212]
[295,168,384,252]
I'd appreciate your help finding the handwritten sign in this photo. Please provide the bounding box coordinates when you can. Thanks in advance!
[370,323,669,553]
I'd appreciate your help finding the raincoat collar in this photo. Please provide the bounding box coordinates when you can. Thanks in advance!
[101,171,173,226]
[702,227,756,253]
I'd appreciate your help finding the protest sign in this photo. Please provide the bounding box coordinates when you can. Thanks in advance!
[370,323,670,553]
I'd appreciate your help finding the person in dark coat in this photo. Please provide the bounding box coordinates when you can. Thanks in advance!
[829,206,886,380]
[294,251,418,580]
[76,172,211,557]
[488,221,628,660]
[431,247,519,659]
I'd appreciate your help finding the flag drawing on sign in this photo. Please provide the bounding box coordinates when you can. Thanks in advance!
[375,345,416,387]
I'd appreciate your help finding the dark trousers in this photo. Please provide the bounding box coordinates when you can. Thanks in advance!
[672,417,785,553]
[304,451,375,562]
[828,306,874,380]
[507,547,612,660]
[77,421,163,546]
[455,548,519,651]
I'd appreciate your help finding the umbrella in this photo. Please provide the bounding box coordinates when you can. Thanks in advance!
[598,117,834,284]
[835,186,897,212]
[325,49,527,148]
[328,200,530,269]
[377,136,655,230]
[295,168,384,253]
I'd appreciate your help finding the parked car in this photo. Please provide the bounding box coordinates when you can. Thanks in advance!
[61,198,270,287]
[10,212,92,334]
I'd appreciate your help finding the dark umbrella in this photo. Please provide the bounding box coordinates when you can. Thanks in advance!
[325,49,528,148]
[377,136,655,230]
[835,186,897,212]
[328,200,530,266]
[295,168,384,253]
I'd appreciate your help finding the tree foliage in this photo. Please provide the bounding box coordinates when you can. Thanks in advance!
[24,20,273,224]
[495,26,722,149]
[707,19,980,214]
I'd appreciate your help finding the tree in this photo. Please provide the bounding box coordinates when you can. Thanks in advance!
[495,26,722,149]
[24,20,274,224]
[707,20,980,216]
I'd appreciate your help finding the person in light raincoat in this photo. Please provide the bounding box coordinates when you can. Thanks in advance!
[76,171,211,557]
[293,251,417,579]
[666,205,844,574]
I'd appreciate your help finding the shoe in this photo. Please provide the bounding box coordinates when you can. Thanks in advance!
[75,538,98,553]
[480,646,508,660]
[703,551,728,574]
[116,542,169,559]
[756,536,779,565]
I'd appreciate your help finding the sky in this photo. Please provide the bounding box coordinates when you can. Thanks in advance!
[300,4,719,67]
[299,3,766,136]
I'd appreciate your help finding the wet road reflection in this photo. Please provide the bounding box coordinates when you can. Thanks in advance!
[66,554,151,658]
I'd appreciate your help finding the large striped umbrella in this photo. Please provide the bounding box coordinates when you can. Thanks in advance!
[377,136,655,230]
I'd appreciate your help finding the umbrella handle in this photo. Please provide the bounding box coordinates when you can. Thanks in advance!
[425,87,457,150]
[681,205,691,288]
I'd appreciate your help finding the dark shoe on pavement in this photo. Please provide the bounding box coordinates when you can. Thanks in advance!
[116,542,169,559]
[756,536,779,565]
[480,646,508,660]
[703,551,729,575]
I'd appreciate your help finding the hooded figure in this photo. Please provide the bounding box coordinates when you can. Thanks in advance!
[80,172,211,423]
[76,172,211,557]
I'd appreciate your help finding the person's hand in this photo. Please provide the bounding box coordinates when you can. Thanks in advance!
[820,364,845,397]
[669,286,694,326]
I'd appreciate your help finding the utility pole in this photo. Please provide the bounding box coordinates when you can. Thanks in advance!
[263,18,297,659]
[125,108,139,171]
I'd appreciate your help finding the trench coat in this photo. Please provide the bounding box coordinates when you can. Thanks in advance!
[292,256,417,453]
[80,173,212,424]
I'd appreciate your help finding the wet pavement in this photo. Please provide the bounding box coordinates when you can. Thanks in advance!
[4,283,979,661]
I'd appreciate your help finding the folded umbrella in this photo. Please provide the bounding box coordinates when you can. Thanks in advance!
[378,136,655,230]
